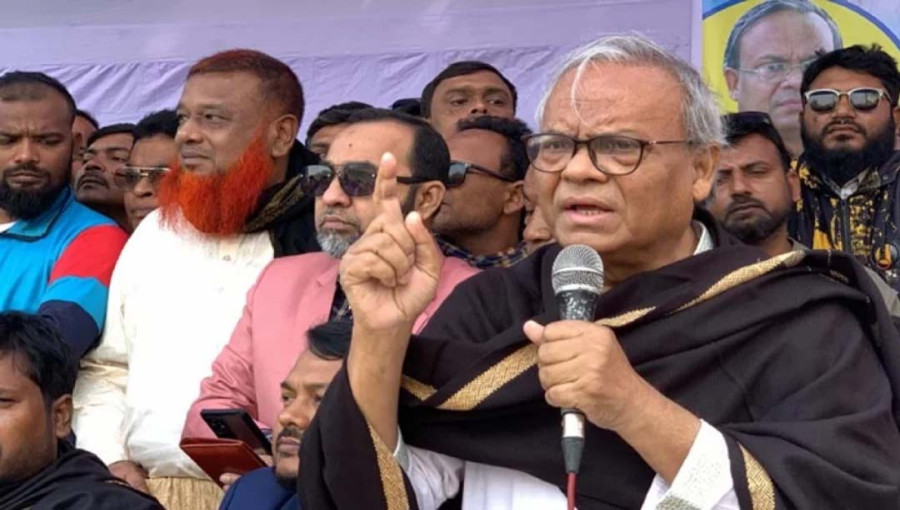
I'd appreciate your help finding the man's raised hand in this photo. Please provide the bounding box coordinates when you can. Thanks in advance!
[339,152,442,333]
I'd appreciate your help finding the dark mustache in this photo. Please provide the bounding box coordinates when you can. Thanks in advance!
[725,195,767,216]
[4,164,50,179]
[825,118,865,135]
[76,168,109,188]
[276,425,304,445]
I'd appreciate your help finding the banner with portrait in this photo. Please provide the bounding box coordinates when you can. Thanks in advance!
[702,0,900,157]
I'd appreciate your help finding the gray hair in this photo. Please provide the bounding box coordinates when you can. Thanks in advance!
[536,33,725,147]
[316,231,360,259]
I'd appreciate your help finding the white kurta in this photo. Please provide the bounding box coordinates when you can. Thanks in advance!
[72,210,274,478]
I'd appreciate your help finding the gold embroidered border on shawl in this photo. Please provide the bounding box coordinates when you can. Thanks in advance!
[740,446,776,510]
[674,251,806,313]
[404,252,806,412]
[367,424,410,510]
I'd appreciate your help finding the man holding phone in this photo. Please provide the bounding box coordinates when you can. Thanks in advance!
[218,320,350,509]
[181,109,477,479]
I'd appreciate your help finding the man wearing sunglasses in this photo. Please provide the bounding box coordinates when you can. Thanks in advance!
[706,111,900,315]
[182,109,477,482]
[794,45,900,290]
[434,116,530,269]
[117,109,178,232]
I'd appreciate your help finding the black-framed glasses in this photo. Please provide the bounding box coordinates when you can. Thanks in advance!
[803,87,890,113]
[446,161,518,188]
[302,162,433,197]
[523,133,693,176]
[113,166,170,191]
[736,57,817,82]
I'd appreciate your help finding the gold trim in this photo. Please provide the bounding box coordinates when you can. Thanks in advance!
[401,375,437,401]
[367,425,410,510]
[675,251,805,313]
[438,344,538,411]
[596,306,655,327]
[740,446,775,510]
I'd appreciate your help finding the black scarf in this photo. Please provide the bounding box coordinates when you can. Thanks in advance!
[244,141,320,257]
[0,442,163,510]
[301,211,900,509]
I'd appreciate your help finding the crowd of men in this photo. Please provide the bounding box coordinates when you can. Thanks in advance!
[2,3,900,509]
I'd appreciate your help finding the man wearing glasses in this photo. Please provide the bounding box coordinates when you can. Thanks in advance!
[117,110,178,231]
[181,108,477,484]
[723,0,842,158]
[434,116,531,268]
[794,45,900,290]
[300,35,900,510]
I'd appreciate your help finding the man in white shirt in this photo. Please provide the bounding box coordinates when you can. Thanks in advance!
[299,34,900,509]
[72,49,320,510]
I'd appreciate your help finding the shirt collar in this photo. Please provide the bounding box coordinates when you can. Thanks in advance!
[3,187,71,240]
[694,220,714,255]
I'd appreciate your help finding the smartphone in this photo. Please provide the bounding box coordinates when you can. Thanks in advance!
[200,409,272,455]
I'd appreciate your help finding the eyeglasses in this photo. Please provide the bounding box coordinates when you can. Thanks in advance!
[302,162,433,197]
[446,161,518,188]
[803,87,891,113]
[113,166,170,191]
[737,58,817,82]
[523,133,693,176]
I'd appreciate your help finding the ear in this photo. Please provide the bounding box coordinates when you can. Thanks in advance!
[503,181,525,215]
[786,168,801,203]
[51,395,73,440]
[691,144,720,203]
[268,114,300,159]
[724,68,740,102]
[414,181,445,223]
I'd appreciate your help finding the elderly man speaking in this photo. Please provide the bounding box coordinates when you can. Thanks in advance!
[300,35,900,509]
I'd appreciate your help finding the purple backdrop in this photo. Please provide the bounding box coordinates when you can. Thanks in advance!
[0,0,698,134]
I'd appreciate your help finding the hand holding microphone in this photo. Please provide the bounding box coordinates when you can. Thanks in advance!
[523,245,654,477]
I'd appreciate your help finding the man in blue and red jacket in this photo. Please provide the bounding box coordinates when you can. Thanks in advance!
[0,71,127,358]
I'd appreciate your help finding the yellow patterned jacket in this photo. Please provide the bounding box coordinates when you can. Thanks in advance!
[792,151,900,290]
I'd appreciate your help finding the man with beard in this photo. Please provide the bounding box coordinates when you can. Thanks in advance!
[0,71,127,359]
[119,110,179,231]
[300,35,900,510]
[218,320,350,510]
[74,123,135,230]
[793,45,900,289]
[0,312,163,510]
[181,109,477,466]
[72,49,320,510]
[421,61,517,139]
[707,111,900,314]
[433,116,531,268]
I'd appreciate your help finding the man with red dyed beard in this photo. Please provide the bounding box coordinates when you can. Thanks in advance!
[71,49,320,510]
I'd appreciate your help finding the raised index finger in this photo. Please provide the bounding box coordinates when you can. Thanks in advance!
[373,152,403,220]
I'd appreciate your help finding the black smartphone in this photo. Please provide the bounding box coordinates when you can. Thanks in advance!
[200,409,272,455]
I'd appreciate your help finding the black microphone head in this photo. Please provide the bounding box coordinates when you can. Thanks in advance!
[551,244,604,295]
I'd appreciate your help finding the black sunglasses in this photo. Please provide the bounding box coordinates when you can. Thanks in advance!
[446,161,518,188]
[302,162,432,197]
[804,87,890,113]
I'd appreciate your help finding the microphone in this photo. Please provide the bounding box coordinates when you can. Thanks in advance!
[551,245,604,479]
